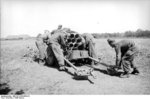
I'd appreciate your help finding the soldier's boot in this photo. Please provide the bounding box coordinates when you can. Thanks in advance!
[131,68,140,75]
[39,59,45,65]
[59,65,66,71]
[120,72,130,78]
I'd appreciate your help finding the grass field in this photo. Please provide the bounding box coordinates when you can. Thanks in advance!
[0,38,150,94]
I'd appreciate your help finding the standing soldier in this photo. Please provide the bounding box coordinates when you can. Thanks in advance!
[107,39,140,78]
[82,33,98,65]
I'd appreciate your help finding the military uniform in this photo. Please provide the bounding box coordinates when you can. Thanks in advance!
[82,33,97,60]
[108,39,139,77]
[35,31,51,64]
[47,32,67,67]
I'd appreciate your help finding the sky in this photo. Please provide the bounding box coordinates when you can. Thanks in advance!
[1,0,150,37]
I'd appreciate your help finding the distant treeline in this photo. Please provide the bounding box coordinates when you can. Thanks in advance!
[0,37,36,41]
[92,29,150,38]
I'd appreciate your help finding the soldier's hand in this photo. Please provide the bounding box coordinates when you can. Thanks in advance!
[113,65,122,72]
[59,66,66,71]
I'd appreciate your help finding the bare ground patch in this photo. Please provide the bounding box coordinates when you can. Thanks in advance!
[0,39,150,94]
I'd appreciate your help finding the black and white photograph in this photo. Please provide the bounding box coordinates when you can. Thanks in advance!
[0,0,150,95]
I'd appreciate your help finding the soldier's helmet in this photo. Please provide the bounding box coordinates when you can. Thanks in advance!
[44,30,50,33]
[107,39,115,44]
[58,25,62,29]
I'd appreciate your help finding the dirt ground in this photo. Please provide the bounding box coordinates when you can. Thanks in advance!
[0,38,150,94]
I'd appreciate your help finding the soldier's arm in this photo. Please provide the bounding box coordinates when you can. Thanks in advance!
[47,33,51,39]
[43,34,51,44]
[115,46,121,68]
[60,34,66,49]
[51,30,56,35]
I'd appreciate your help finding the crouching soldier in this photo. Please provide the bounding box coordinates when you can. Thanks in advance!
[107,39,140,78]
[46,31,68,71]
[82,33,98,65]
[35,30,51,65]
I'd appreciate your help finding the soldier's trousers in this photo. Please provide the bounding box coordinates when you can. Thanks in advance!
[88,41,97,59]
[35,40,55,65]
[49,43,65,66]
[121,48,138,73]
[83,34,98,60]
[35,40,47,60]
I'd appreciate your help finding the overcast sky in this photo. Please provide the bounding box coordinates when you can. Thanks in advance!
[1,0,150,37]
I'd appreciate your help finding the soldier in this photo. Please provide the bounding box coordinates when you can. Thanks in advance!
[35,30,51,65]
[107,39,140,78]
[82,33,98,65]
[51,25,63,35]
[46,31,68,71]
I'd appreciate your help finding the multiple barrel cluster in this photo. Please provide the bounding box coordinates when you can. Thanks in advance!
[65,33,85,50]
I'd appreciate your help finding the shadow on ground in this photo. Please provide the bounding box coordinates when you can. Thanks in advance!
[92,62,123,77]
